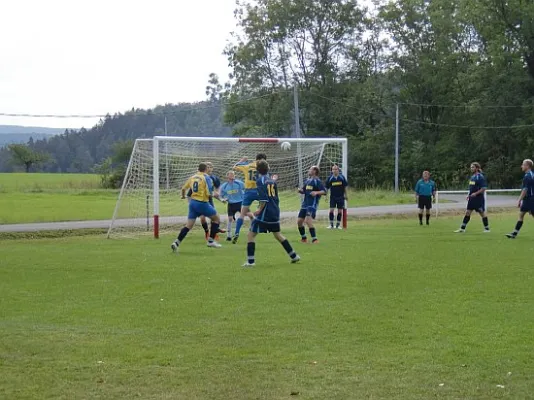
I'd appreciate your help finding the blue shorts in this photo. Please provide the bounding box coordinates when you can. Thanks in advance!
[467,196,485,212]
[250,219,280,233]
[330,197,345,209]
[521,198,534,214]
[298,207,317,220]
[188,199,217,220]
[242,190,259,207]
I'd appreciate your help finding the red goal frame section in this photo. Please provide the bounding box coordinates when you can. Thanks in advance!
[151,136,348,238]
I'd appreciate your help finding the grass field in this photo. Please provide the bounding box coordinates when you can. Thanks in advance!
[2,215,534,399]
[0,173,416,224]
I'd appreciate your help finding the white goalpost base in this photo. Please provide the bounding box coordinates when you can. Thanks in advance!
[435,189,521,217]
[107,136,348,239]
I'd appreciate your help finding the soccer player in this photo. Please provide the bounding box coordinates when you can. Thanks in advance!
[231,153,267,243]
[414,170,436,225]
[243,159,300,266]
[325,164,348,229]
[171,162,222,252]
[506,159,534,239]
[454,162,490,233]
[297,166,326,243]
[220,171,252,241]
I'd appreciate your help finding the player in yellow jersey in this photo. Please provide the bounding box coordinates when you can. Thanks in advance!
[171,163,222,252]
[231,153,267,243]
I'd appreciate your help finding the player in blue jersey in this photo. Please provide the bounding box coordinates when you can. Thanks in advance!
[243,160,300,266]
[414,170,436,225]
[220,171,253,241]
[231,153,267,243]
[171,162,222,253]
[325,164,348,229]
[297,166,326,243]
[454,162,490,233]
[506,159,534,238]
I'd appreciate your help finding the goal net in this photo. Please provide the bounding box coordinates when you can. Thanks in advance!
[107,136,348,238]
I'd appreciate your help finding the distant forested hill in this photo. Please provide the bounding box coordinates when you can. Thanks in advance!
[0,102,230,173]
[0,126,63,146]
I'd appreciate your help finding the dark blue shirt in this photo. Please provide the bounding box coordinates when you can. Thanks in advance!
[209,175,221,189]
[469,172,487,196]
[301,177,326,209]
[523,171,534,199]
[325,174,348,199]
[415,179,436,196]
[256,174,280,223]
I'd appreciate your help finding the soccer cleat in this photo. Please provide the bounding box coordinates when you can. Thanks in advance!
[291,255,301,263]
[300,238,308,243]
[336,225,342,230]
[312,239,319,244]
[232,235,239,244]
[454,229,465,233]
[505,233,516,239]
[218,228,227,234]
[483,229,491,233]
[171,242,178,253]
[207,241,222,248]
[242,262,255,267]
[326,225,333,229]
[226,237,232,241]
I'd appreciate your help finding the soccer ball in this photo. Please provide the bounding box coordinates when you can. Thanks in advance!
[281,141,291,151]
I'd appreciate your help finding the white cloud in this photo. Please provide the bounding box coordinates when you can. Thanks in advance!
[0,0,236,128]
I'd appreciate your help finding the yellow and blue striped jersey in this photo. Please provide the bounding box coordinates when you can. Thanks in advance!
[233,160,258,190]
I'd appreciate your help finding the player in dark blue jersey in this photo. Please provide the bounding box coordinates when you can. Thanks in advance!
[506,159,534,238]
[454,162,490,233]
[297,166,326,243]
[243,160,300,266]
[325,164,348,229]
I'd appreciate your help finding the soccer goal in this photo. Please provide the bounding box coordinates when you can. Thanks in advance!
[106,136,348,238]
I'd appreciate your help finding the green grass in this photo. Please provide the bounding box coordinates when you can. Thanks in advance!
[0,173,417,224]
[2,215,534,399]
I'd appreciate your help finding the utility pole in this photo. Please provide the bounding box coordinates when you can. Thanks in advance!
[395,103,399,193]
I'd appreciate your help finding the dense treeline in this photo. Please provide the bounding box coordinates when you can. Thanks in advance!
[0,102,230,173]
[3,0,534,191]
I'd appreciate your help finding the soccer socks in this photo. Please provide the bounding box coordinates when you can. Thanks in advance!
[511,220,524,237]
[329,212,334,227]
[426,214,430,225]
[209,222,220,241]
[298,226,306,239]
[175,227,190,245]
[201,222,209,233]
[418,214,423,224]
[336,212,342,227]
[281,239,298,260]
[309,227,317,242]
[246,242,255,264]
[482,216,490,231]
[235,218,244,236]
[460,215,470,230]
[227,220,233,238]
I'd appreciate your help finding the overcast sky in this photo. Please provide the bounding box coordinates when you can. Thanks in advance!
[0,0,237,128]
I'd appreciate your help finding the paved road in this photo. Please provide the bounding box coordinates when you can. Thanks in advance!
[0,194,517,233]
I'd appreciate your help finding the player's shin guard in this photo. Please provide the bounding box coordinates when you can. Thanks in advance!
[201,222,209,233]
[309,227,317,241]
[418,214,423,224]
[336,212,342,227]
[461,215,470,229]
[227,220,233,238]
[329,212,334,226]
[426,214,430,224]
[281,239,298,260]
[482,216,489,230]
[176,227,190,243]
[247,242,255,264]
[235,218,244,236]
[298,226,306,239]
[513,220,524,236]
[209,222,220,240]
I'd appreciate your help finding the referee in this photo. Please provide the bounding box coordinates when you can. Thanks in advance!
[415,170,436,225]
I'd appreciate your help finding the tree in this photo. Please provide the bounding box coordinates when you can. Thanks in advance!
[8,144,50,172]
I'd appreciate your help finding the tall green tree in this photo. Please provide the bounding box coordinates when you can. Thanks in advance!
[8,144,50,173]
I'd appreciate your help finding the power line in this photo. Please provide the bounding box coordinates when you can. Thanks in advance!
[0,90,291,119]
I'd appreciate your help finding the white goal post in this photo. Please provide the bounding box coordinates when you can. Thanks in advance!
[435,189,521,217]
[107,136,348,239]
